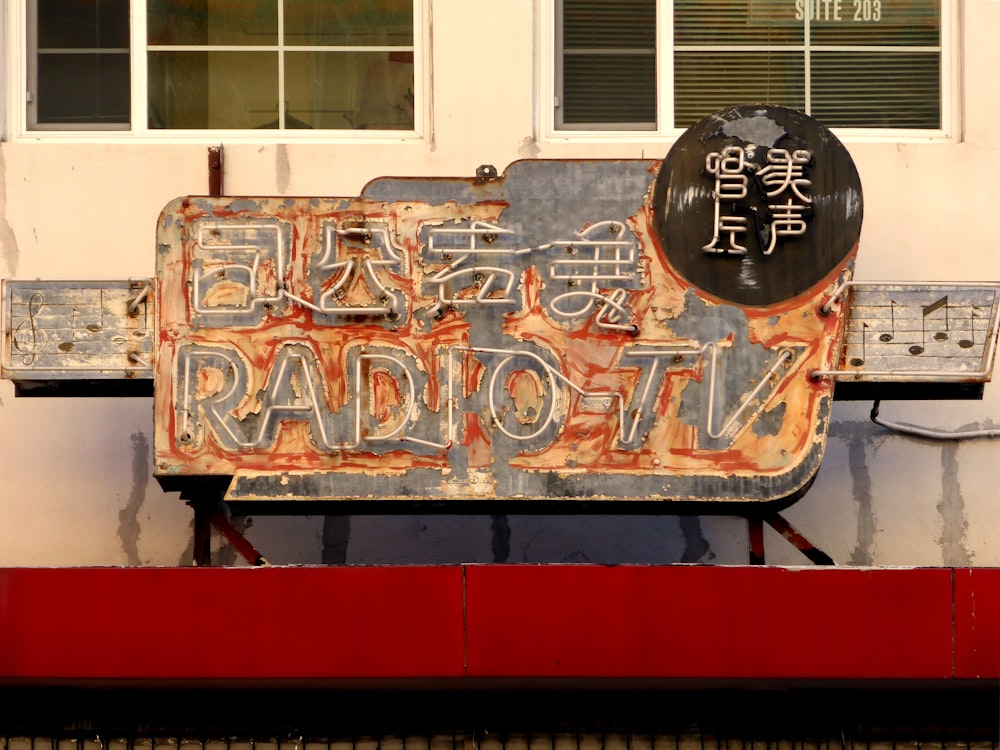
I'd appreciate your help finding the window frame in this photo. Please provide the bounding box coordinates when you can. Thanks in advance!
[14,0,431,142]
[539,0,959,143]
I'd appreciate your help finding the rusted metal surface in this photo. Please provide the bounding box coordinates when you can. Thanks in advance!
[1,279,154,389]
[154,106,862,507]
[208,145,224,197]
[6,105,995,508]
[763,513,836,565]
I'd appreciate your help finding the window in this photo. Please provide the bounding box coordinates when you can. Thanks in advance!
[28,0,130,129]
[556,0,657,130]
[25,0,422,135]
[552,0,949,136]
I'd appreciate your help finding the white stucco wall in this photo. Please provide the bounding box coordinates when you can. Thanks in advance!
[0,1,997,567]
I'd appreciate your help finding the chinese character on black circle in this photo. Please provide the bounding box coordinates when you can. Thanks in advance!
[702,145,814,257]
[757,148,813,255]
[703,145,750,256]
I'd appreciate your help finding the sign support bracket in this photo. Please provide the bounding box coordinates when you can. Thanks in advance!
[181,479,268,567]
[748,514,835,565]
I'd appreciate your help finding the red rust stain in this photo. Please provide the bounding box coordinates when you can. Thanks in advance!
[462,412,493,469]
[505,368,546,426]
[370,368,403,425]
[462,350,486,400]
[201,279,250,309]
[196,366,226,399]
[506,266,546,328]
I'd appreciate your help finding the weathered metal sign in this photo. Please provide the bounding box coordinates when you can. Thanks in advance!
[6,104,999,509]
[818,282,1000,398]
[154,105,861,506]
[1,279,154,390]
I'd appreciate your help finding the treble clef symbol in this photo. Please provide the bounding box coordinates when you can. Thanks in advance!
[12,292,46,365]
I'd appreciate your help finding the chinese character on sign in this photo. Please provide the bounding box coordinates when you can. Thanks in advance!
[703,145,750,256]
[702,145,815,258]
[758,148,813,256]
[541,220,639,333]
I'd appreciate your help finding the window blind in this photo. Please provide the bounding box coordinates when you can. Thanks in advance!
[672,0,941,129]
[558,0,657,129]
[556,0,943,132]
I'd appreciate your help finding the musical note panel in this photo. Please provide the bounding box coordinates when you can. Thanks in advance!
[2,280,154,380]
[834,283,1000,381]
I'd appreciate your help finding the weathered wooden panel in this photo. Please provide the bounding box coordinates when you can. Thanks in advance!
[815,281,1000,400]
[2,279,154,384]
[827,282,1000,379]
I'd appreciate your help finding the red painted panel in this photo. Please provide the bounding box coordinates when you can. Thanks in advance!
[0,565,989,684]
[0,567,465,680]
[464,566,954,679]
[954,568,1000,678]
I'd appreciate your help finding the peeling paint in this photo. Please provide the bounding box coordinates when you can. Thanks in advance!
[155,155,851,507]
[0,147,20,276]
[518,136,541,159]
[322,514,351,564]
[491,513,511,562]
[939,438,974,566]
[117,431,149,566]
[276,144,291,194]
[839,421,876,566]
[680,516,713,562]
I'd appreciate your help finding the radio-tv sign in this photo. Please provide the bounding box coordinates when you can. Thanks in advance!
[147,106,867,508]
[7,106,997,509]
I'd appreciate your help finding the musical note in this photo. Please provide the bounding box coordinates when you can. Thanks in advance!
[850,322,868,367]
[909,295,949,356]
[879,300,896,342]
[840,284,999,378]
[958,306,977,349]
[928,295,949,342]
[12,292,45,365]
[86,289,104,333]
[59,307,79,353]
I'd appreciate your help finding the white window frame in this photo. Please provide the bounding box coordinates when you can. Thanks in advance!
[537,0,959,144]
[10,0,431,143]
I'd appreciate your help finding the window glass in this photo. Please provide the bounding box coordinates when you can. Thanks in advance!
[673,0,942,129]
[32,0,130,127]
[147,0,278,46]
[673,51,805,129]
[147,51,279,129]
[37,53,130,125]
[810,50,940,128]
[285,52,415,130]
[38,0,129,47]
[673,0,803,45]
[27,0,417,133]
[562,53,655,126]
[810,0,939,44]
[146,0,415,131]
[284,0,414,46]
[673,0,941,129]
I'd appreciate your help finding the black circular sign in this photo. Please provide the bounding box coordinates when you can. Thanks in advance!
[652,105,863,307]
